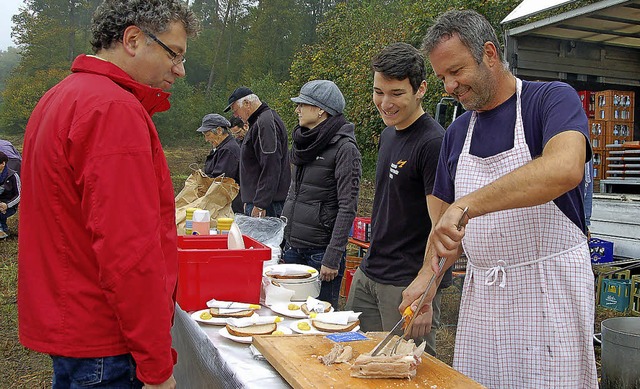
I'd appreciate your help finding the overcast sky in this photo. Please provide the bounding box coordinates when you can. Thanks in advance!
[1,0,23,51]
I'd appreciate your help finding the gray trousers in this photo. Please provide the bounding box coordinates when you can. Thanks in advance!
[345,267,443,356]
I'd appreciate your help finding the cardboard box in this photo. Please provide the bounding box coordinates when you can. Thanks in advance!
[176,234,271,311]
[589,238,614,264]
[352,217,371,242]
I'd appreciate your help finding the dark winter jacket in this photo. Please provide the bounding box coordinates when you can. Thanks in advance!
[283,123,361,270]
[204,135,242,213]
[0,167,20,209]
[241,103,291,209]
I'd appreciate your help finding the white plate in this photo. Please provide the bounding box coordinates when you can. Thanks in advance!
[218,324,292,344]
[191,309,231,326]
[269,302,334,319]
[263,264,319,283]
[289,319,360,335]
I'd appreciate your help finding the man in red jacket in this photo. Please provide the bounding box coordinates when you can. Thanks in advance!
[17,1,199,388]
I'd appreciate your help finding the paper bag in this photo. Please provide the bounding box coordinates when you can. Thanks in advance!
[175,169,239,235]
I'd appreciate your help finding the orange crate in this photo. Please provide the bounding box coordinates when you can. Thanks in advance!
[594,90,634,122]
[589,119,606,150]
[604,122,634,146]
[592,150,607,180]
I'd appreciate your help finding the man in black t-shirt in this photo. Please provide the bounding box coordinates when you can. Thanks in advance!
[345,43,448,356]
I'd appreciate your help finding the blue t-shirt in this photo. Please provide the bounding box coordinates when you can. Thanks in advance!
[433,80,590,233]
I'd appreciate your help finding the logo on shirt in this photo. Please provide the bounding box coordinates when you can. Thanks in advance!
[389,159,407,179]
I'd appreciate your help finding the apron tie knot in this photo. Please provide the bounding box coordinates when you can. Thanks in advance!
[485,260,507,288]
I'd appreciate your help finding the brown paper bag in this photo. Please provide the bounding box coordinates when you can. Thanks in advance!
[175,169,239,235]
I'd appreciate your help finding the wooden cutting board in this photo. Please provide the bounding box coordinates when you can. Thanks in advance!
[253,332,485,389]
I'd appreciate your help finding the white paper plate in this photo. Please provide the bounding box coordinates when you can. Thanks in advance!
[191,309,234,326]
[269,302,334,319]
[289,319,360,335]
[218,324,292,344]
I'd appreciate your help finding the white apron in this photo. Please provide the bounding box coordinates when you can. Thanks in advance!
[452,79,597,388]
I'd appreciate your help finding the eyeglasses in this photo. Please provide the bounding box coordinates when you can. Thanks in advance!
[145,31,186,66]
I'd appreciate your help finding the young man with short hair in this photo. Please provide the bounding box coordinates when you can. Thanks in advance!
[345,42,448,356]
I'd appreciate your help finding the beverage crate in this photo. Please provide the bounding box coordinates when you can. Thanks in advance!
[176,234,271,311]
[352,217,371,242]
[592,150,607,180]
[589,119,605,151]
[589,238,614,264]
[578,90,595,118]
[604,121,634,146]
[599,278,631,312]
[593,266,631,305]
[631,275,640,316]
[595,90,634,122]
[340,255,363,298]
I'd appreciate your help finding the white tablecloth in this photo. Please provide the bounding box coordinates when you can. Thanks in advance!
[172,304,292,388]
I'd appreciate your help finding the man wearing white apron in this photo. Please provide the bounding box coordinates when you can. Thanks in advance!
[400,10,597,388]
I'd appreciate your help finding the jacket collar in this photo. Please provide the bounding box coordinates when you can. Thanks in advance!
[70,54,171,116]
[247,103,270,126]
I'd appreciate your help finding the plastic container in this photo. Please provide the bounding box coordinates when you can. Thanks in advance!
[192,209,211,235]
[176,234,271,311]
[185,207,197,235]
[263,264,320,301]
[601,317,640,388]
[600,278,631,312]
[589,238,614,264]
[217,217,234,234]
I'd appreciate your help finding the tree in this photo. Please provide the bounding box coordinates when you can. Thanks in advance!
[0,47,21,105]
[0,0,99,131]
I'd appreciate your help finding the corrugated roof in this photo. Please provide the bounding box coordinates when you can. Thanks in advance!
[505,0,640,50]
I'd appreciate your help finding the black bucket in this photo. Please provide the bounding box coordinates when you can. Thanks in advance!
[601,317,640,389]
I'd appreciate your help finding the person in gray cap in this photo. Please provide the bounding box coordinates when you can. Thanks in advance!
[281,80,362,309]
[197,113,242,213]
[224,86,290,218]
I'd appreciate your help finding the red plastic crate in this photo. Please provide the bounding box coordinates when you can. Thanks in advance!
[352,217,371,242]
[176,234,271,311]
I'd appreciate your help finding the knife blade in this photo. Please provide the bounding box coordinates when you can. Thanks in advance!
[369,314,406,356]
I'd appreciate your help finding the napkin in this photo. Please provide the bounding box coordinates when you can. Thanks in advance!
[313,311,361,325]
[226,313,283,328]
[206,298,261,310]
[263,276,295,306]
[305,296,327,312]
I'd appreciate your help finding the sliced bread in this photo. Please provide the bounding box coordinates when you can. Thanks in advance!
[301,301,332,315]
[311,319,360,333]
[209,307,255,318]
[226,323,277,337]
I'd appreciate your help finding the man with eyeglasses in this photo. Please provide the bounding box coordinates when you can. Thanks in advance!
[224,87,291,218]
[18,1,199,388]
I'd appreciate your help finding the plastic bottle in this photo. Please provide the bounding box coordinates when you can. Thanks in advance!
[217,217,234,235]
[185,207,197,235]
[192,209,211,235]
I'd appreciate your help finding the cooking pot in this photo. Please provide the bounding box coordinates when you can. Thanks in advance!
[263,264,321,301]
[601,317,640,389]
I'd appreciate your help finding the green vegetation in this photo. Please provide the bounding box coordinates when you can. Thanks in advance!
[0,0,531,179]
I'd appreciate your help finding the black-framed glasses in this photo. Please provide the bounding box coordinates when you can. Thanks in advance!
[145,31,186,66]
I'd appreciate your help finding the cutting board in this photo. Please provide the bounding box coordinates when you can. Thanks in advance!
[253,332,485,389]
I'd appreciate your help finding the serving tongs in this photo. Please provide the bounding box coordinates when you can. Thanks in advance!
[370,206,469,357]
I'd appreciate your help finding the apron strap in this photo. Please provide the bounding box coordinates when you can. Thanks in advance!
[469,241,587,288]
